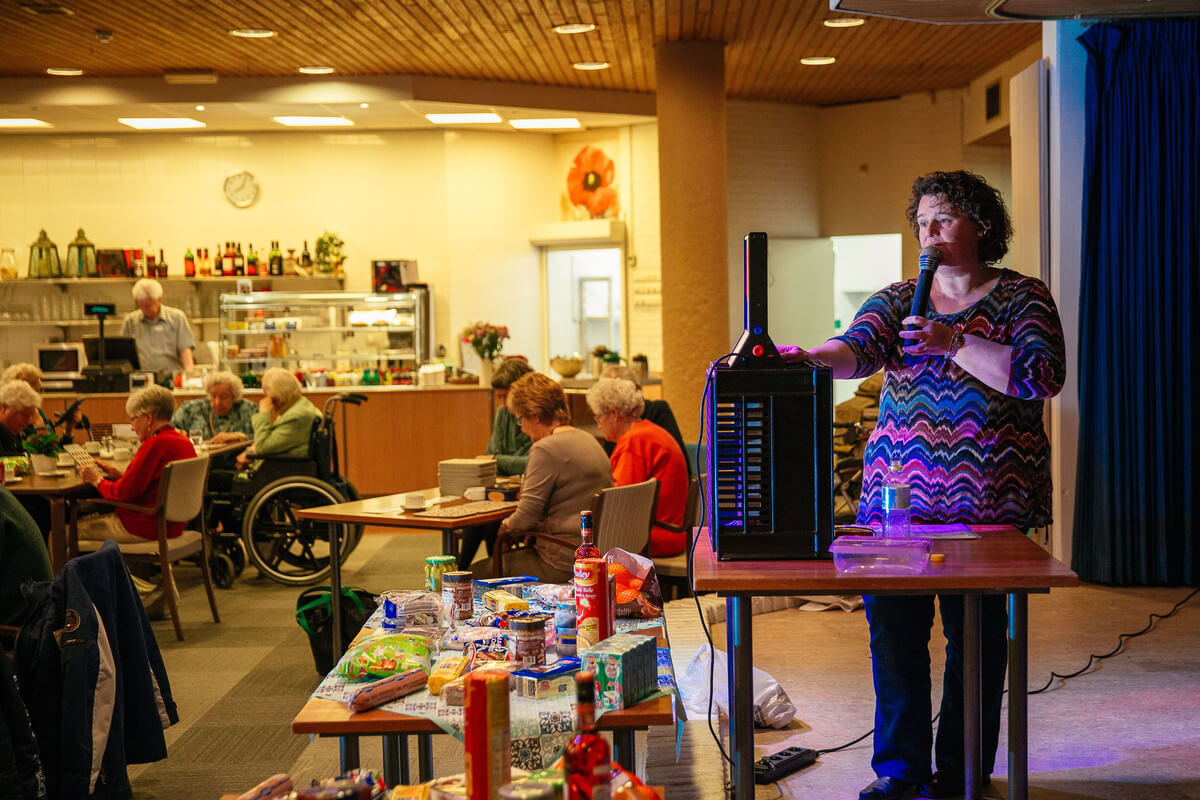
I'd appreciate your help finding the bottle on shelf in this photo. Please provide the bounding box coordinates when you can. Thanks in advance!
[132,248,145,278]
[233,242,245,276]
[300,240,313,269]
[269,240,283,276]
[247,243,258,276]
[184,247,195,278]
[145,243,156,276]
[200,247,211,277]
[564,671,611,800]
[575,510,601,561]
[221,242,233,276]
[157,248,167,278]
[881,459,911,538]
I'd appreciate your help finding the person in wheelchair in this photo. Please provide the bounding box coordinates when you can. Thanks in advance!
[235,368,321,474]
[172,370,255,446]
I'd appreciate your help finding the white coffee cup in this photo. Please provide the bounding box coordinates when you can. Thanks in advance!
[402,491,427,510]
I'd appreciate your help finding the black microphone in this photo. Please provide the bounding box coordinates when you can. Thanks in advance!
[905,246,942,348]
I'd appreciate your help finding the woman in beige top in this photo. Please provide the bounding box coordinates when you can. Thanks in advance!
[467,372,612,581]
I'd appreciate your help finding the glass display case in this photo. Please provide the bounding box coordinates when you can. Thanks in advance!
[218,289,430,380]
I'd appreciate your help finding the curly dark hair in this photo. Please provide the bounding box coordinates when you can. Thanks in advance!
[904,170,1012,266]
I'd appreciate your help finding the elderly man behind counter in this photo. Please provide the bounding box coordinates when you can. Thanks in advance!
[120,278,196,384]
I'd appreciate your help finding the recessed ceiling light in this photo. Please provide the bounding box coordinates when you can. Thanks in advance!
[425,113,502,124]
[553,22,596,34]
[195,105,205,111]
[298,65,335,75]
[0,118,53,128]
[573,61,610,71]
[45,67,83,76]
[272,116,354,127]
[359,103,370,109]
[509,118,582,130]
[800,56,837,66]
[824,17,865,27]
[118,118,206,130]
[230,28,276,38]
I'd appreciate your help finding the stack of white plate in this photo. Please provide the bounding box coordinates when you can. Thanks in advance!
[438,457,497,497]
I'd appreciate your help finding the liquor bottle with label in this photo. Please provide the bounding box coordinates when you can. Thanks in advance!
[300,240,313,269]
[145,242,156,277]
[564,672,611,800]
[233,242,245,276]
[246,243,258,276]
[220,242,233,276]
[199,248,210,277]
[157,249,167,278]
[575,510,601,561]
[183,247,195,278]
[269,240,283,276]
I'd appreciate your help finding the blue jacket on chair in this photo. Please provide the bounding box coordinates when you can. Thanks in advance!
[15,541,177,800]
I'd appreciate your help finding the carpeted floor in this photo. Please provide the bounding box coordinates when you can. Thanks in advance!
[125,530,1199,800]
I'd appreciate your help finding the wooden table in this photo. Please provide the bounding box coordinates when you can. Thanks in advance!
[292,629,675,786]
[691,526,1079,800]
[294,488,519,666]
[7,468,93,571]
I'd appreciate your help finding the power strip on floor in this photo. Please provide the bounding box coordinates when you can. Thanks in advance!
[753,746,818,784]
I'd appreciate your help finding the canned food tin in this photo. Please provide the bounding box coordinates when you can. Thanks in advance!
[441,570,474,621]
[507,614,550,666]
[425,555,457,592]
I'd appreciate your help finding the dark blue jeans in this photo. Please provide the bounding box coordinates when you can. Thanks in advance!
[864,593,1009,782]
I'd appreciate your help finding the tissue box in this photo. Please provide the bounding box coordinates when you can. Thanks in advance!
[579,634,657,711]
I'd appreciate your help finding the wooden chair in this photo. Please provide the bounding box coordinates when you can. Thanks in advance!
[492,478,660,578]
[70,454,220,641]
[652,476,703,600]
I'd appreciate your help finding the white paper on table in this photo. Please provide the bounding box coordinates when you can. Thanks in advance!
[909,523,980,540]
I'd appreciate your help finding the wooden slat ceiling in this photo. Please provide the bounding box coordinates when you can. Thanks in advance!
[0,0,1043,107]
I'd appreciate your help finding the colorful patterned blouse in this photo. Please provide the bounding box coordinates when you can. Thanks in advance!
[170,397,256,441]
[834,269,1065,529]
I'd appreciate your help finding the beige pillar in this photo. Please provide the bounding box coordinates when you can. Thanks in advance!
[655,39,729,442]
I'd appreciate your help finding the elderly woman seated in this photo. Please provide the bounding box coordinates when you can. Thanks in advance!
[467,372,612,582]
[586,378,689,557]
[2,362,83,445]
[235,368,320,470]
[171,370,256,444]
[0,380,41,457]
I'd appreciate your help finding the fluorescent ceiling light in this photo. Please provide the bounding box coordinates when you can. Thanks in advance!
[298,65,335,75]
[509,118,581,130]
[425,113,502,124]
[46,67,83,76]
[273,115,354,127]
[0,118,53,128]
[573,61,609,71]
[554,22,596,34]
[824,17,865,27]
[800,56,837,66]
[118,117,206,130]
[230,28,276,38]
[163,68,218,85]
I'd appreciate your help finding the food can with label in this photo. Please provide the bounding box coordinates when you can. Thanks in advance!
[507,614,550,666]
[441,570,474,621]
[425,555,457,593]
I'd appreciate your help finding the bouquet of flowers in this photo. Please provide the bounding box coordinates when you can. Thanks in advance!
[23,428,60,457]
[460,321,510,361]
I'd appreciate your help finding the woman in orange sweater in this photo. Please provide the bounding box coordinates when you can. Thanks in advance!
[586,378,688,557]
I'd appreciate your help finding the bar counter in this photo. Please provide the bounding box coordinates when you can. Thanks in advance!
[40,384,492,497]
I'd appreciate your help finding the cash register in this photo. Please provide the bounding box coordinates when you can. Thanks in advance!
[77,302,141,392]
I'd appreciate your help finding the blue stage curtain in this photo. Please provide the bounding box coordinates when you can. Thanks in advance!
[1072,20,1199,585]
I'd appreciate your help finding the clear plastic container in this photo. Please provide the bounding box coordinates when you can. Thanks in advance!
[829,535,932,575]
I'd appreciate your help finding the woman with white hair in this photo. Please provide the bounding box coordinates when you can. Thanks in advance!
[120,277,196,384]
[0,380,42,457]
[171,371,254,444]
[235,368,320,469]
[586,377,689,557]
[2,361,83,444]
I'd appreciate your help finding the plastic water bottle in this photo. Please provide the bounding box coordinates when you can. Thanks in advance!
[881,460,911,538]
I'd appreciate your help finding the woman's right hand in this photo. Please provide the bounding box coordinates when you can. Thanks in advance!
[778,344,829,366]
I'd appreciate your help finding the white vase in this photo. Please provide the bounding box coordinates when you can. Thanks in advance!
[479,358,495,388]
[30,453,57,475]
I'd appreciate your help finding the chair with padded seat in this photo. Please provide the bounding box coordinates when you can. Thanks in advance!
[651,475,702,600]
[69,453,220,641]
[491,477,660,578]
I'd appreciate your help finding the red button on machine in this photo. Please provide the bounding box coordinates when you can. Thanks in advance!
[752,345,764,356]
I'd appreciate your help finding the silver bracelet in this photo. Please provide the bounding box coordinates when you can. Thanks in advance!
[945,324,966,359]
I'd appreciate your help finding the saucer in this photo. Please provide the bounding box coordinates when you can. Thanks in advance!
[35,469,71,478]
[402,504,427,512]
[3,476,20,485]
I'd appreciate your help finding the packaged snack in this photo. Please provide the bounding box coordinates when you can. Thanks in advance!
[464,612,506,628]
[338,634,434,680]
[441,626,507,651]
[465,672,511,800]
[234,773,293,800]
[524,582,573,607]
[388,785,431,800]
[441,662,522,706]
[427,655,469,695]
[467,639,510,669]
[482,589,528,614]
[473,575,538,605]
[578,633,657,711]
[511,658,581,699]
[347,668,428,711]
[574,558,613,650]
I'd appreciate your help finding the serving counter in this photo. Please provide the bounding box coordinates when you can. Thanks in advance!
[40,385,492,497]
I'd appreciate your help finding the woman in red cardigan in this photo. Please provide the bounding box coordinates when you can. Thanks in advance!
[78,384,196,542]
[586,377,688,557]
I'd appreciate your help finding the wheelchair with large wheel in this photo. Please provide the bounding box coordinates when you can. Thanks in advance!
[205,392,368,587]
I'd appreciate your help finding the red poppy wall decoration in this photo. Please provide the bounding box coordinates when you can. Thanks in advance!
[567,145,618,218]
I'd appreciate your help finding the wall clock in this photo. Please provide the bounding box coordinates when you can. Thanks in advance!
[223,170,260,208]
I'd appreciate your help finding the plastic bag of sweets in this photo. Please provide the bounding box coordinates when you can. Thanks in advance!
[378,590,443,629]
[440,625,507,651]
[337,633,434,681]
